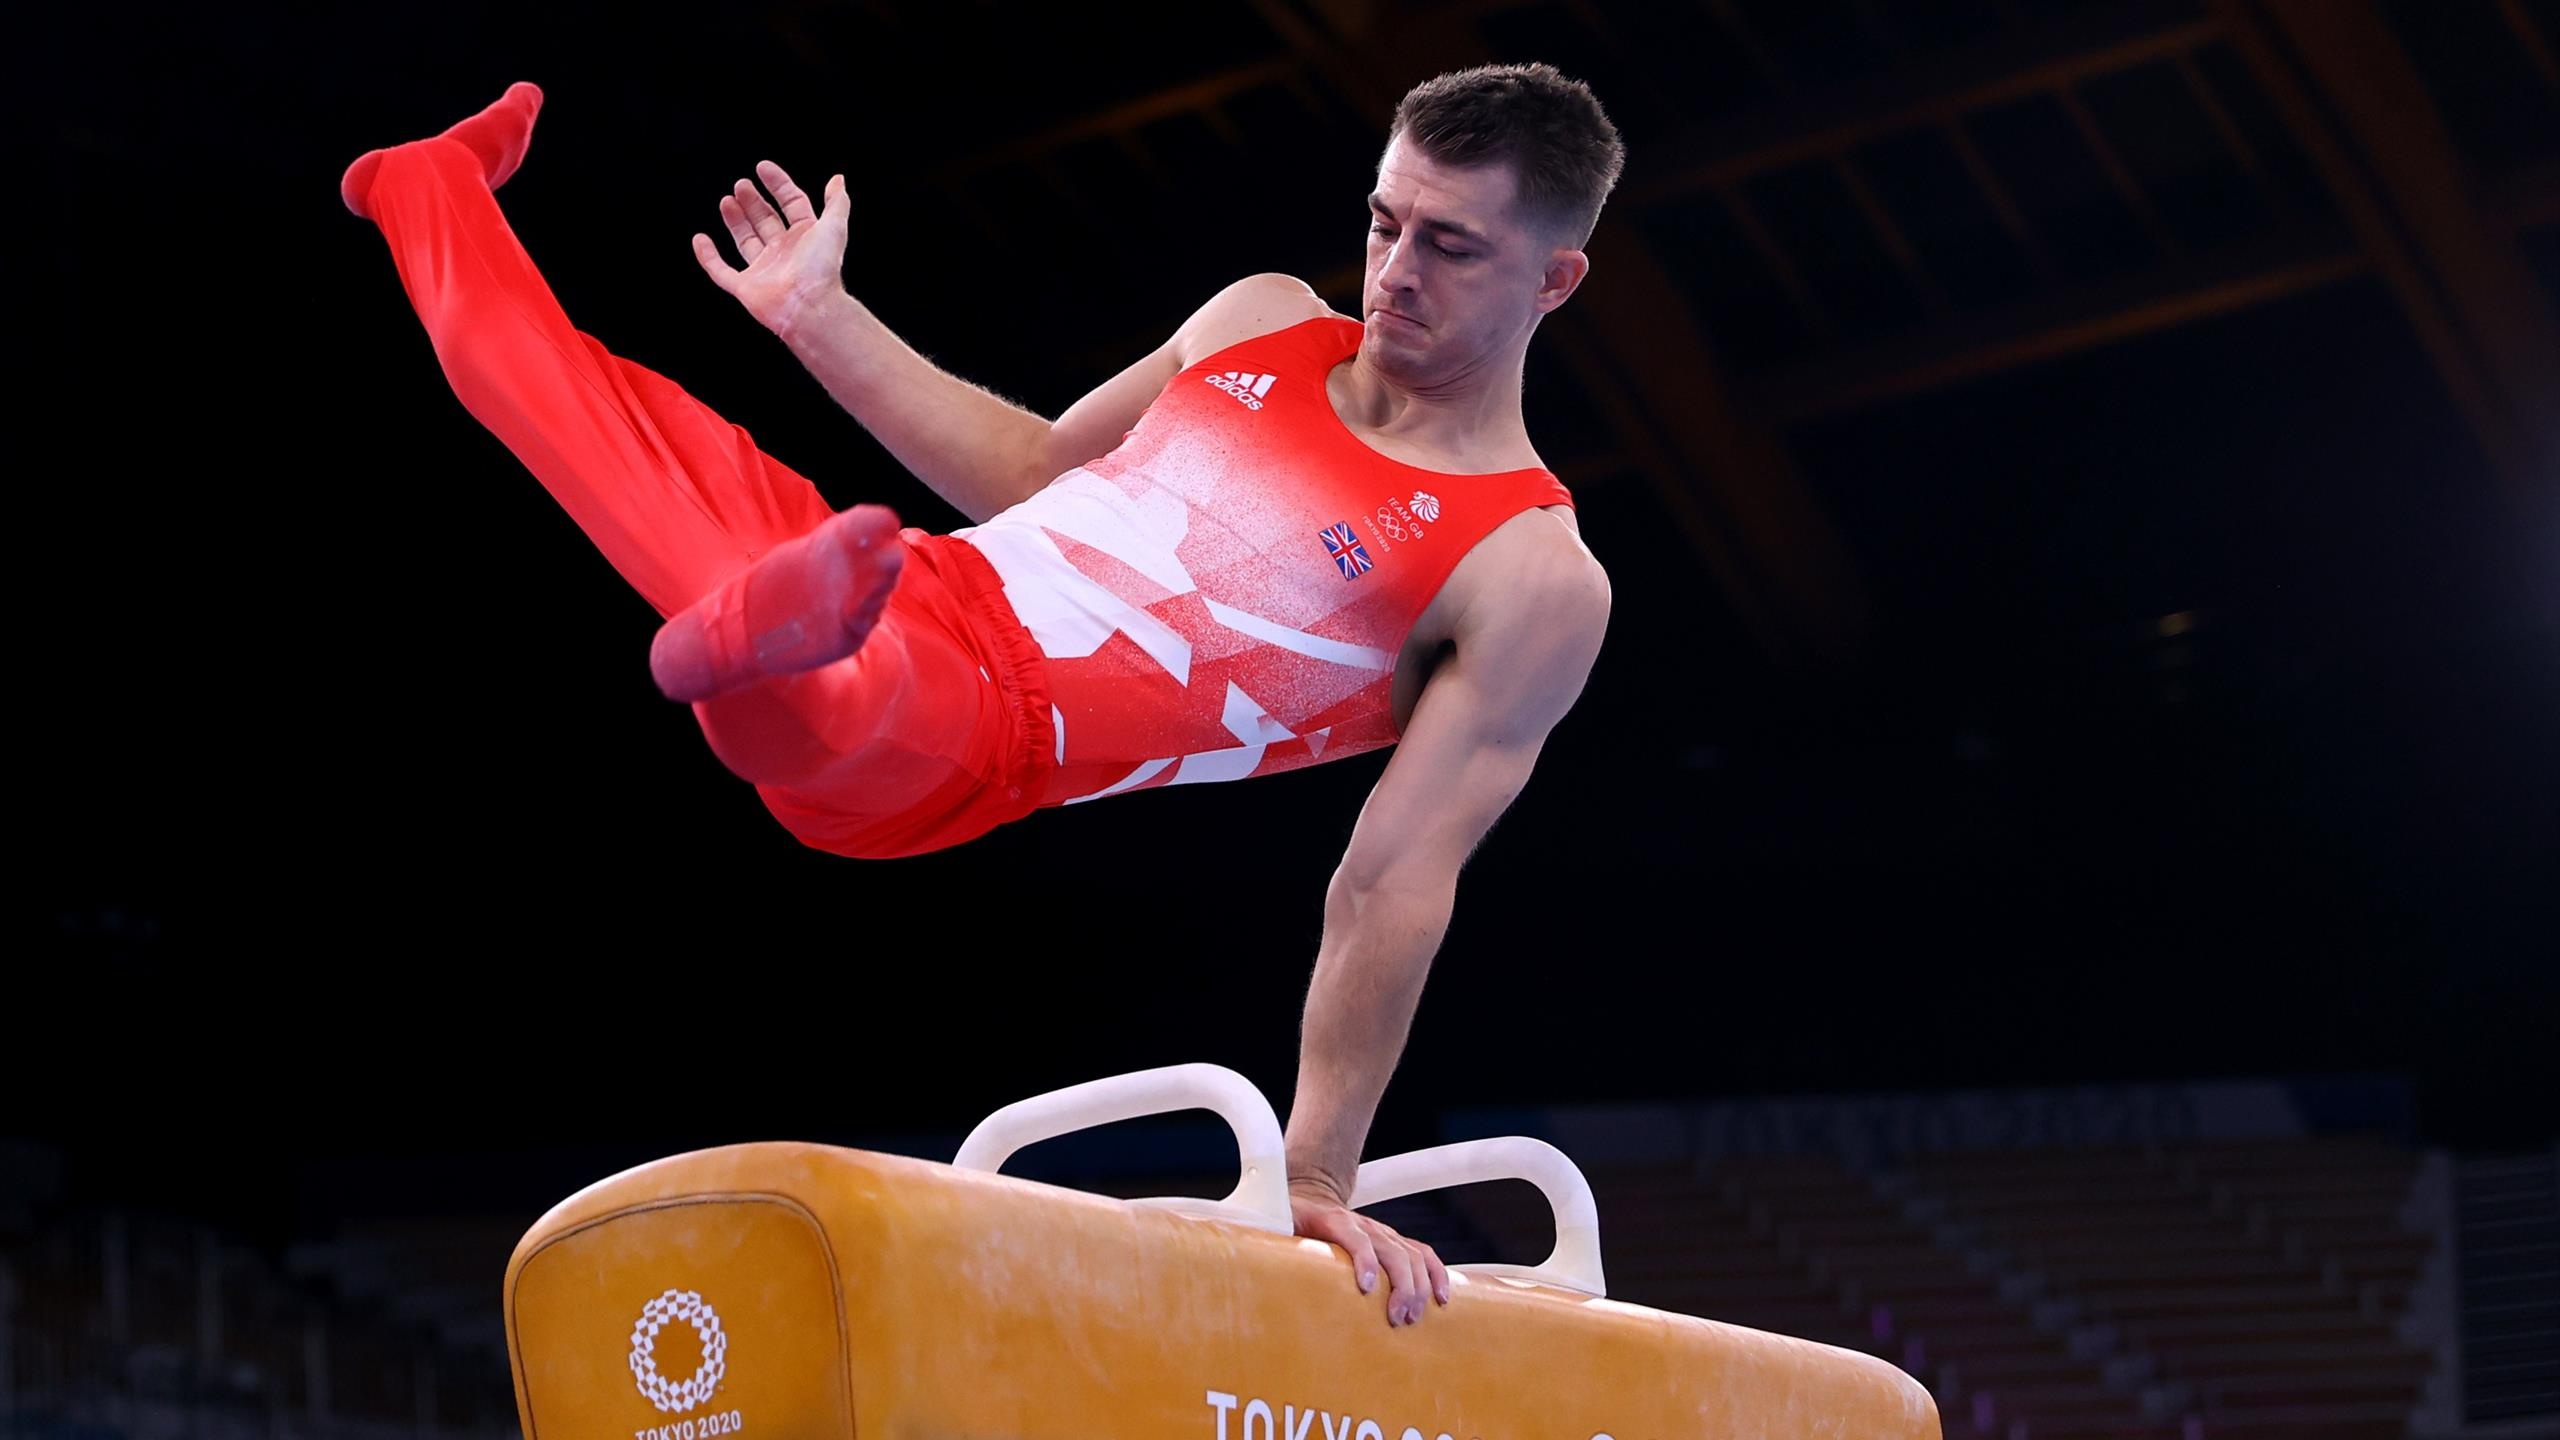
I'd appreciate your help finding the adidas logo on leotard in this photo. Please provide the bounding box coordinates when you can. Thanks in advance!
[1206,371,1277,410]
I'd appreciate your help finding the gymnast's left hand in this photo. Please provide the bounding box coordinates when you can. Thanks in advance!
[1290,1175,1451,1327]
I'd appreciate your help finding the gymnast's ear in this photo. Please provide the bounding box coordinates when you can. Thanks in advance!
[1533,245,1589,315]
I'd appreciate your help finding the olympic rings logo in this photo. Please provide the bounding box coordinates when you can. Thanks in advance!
[1374,509,1410,543]
[629,1290,728,1413]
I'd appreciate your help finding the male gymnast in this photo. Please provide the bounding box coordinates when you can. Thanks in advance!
[342,61,1623,1329]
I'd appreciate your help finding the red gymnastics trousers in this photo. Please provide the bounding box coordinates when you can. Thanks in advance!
[352,132,1056,859]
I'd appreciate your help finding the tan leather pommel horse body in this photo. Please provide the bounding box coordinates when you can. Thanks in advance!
[503,1064,1940,1440]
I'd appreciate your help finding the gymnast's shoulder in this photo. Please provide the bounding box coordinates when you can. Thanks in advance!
[1167,273,1339,367]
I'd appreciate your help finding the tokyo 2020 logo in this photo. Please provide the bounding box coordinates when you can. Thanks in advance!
[629,1290,727,1413]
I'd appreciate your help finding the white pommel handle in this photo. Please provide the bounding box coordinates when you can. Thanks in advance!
[1348,1136,1607,1296]
[952,1063,1294,1234]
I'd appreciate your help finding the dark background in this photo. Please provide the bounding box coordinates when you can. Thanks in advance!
[16,0,2557,1235]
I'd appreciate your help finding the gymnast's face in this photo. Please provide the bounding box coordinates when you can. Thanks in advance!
[1361,133,1588,390]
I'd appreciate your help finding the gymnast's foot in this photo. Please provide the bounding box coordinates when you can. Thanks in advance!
[649,504,908,704]
[340,81,544,220]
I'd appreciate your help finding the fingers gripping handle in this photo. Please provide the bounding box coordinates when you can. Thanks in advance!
[952,1063,1294,1234]
[1349,1136,1608,1296]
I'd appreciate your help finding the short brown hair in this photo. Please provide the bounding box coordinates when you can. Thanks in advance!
[1388,62,1626,249]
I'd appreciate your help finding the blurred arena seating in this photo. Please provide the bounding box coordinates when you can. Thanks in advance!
[0,1172,517,1440]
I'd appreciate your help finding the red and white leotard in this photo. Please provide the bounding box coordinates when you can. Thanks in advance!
[952,315,1576,809]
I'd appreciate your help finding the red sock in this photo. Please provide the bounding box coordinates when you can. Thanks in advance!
[341,81,543,220]
[649,505,909,704]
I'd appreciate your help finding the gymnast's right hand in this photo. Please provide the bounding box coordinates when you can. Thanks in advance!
[693,160,851,339]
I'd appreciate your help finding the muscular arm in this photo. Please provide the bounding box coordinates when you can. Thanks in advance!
[771,291,1080,525]
[696,162,1090,523]
[773,272,1330,525]
[698,160,1330,525]
[1283,524,1611,1322]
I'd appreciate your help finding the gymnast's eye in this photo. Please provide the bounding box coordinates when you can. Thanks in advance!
[1372,220,1467,258]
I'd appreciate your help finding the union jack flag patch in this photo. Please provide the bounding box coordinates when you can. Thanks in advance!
[1320,522,1372,580]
